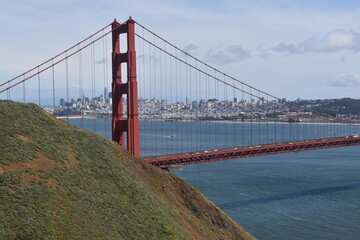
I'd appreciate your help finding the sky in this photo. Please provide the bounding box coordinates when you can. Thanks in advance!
[1,0,360,100]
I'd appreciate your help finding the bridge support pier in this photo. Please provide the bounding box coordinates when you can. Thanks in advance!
[111,17,140,157]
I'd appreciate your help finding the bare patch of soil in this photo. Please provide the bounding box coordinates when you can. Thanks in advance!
[29,152,61,171]
[16,134,33,142]
[1,152,66,191]
[21,172,41,183]
[21,172,64,191]
[46,177,65,191]
[66,151,78,166]
[2,152,60,173]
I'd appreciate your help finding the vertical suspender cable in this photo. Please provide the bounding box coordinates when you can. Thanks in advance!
[195,60,198,150]
[153,35,157,153]
[242,83,245,146]
[159,39,163,153]
[306,112,308,139]
[37,67,41,106]
[23,74,26,103]
[168,42,174,154]
[94,43,97,133]
[175,48,179,154]
[164,41,168,154]
[224,74,227,148]
[142,28,146,155]
[78,47,83,129]
[233,77,236,147]
[206,65,210,149]
[105,33,109,139]
[103,30,108,139]
[91,39,96,133]
[190,57,193,151]
[282,102,284,142]
[258,90,261,144]
[159,40,162,105]
[185,55,190,152]
[289,109,292,141]
[52,61,56,113]
[321,117,324,139]
[65,51,69,120]
[7,82,10,100]
[266,95,269,144]
[149,40,153,154]
[250,88,253,146]
[297,110,300,141]
[198,62,201,149]
[316,115,319,139]
[274,101,277,143]
[215,70,219,148]
[190,54,194,151]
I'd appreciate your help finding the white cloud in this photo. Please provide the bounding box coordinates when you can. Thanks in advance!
[253,44,273,59]
[203,29,360,65]
[273,43,300,54]
[328,72,360,87]
[183,44,199,56]
[205,45,250,65]
[274,29,360,54]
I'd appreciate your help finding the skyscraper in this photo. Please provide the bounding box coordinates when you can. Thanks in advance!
[104,87,109,100]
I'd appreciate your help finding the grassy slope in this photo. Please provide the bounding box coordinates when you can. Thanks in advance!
[0,101,255,240]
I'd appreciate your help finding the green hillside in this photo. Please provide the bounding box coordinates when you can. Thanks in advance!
[0,100,255,240]
[312,98,360,116]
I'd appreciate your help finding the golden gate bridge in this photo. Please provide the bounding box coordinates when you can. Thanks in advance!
[1,17,360,169]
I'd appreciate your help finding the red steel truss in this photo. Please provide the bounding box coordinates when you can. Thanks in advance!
[144,136,360,169]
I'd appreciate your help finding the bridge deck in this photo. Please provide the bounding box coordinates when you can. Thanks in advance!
[143,136,360,169]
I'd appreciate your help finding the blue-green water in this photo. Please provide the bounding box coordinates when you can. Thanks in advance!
[67,119,360,240]
[176,148,360,240]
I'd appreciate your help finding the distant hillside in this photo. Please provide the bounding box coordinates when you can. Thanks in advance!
[0,100,254,240]
[297,98,360,116]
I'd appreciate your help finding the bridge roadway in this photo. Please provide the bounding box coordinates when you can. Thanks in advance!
[143,136,360,169]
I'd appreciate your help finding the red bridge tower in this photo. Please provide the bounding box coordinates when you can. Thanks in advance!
[111,17,140,157]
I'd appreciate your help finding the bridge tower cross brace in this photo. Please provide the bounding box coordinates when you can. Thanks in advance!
[111,18,140,157]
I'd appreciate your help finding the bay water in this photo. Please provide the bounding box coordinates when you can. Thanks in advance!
[66,119,360,240]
